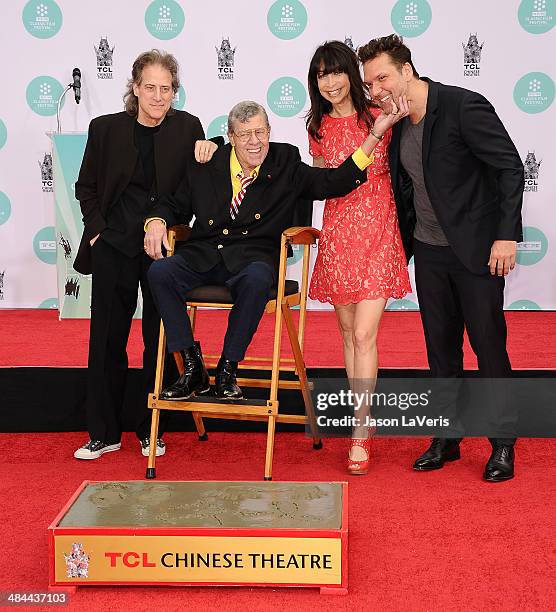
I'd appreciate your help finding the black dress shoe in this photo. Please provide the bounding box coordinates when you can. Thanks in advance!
[159,342,210,400]
[483,444,515,482]
[413,437,461,471]
[215,357,243,400]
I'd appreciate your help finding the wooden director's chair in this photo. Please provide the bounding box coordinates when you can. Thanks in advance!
[146,225,322,480]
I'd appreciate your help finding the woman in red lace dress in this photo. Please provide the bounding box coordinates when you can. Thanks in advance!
[306,41,411,474]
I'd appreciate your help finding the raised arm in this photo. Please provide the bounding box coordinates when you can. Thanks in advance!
[297,96,409,200]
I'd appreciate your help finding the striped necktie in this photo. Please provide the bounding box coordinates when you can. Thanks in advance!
[230,172,256,220]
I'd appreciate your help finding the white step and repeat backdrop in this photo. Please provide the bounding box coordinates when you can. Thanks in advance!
[0,0,554,313]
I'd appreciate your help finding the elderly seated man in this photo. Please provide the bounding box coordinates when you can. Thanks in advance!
[145,99,402,401]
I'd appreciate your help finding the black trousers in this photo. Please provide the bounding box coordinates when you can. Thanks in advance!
[86,238,168,444]
[148,256,275,362]
[413,239,515,446]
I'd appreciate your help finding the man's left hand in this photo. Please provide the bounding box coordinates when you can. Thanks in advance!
[144,219,169,260]
[488,240,517,276]
[195,140,218,163]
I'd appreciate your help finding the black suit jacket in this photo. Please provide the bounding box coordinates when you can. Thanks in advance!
[151,142,367,274]
[389,78,524,275]
[74,110,206,274]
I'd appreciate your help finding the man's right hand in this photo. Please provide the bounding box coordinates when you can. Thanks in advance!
[195,140,218,163]
[90,234,99,246]
[144,219,170,260]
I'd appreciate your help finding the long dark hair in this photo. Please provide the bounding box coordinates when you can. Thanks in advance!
[306,41,373,142]
[124,49,180,116]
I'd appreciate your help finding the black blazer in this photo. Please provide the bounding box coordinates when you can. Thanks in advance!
[151,142,367,274]
[389,78,524,275]
[74,110,205,274]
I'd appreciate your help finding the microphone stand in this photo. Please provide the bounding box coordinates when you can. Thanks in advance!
[56,83,77,133]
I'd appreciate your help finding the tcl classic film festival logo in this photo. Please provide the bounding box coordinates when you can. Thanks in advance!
[462,33,484,77]
[523,151,542,192]
[267,0,308,40]
[391,0,432,37]
[95,37,114,80]
[216,38,236,80]
[40,153,53,192]
[22,0,62,39]
[145,0,185,40]
[267,77,307,118]
[514,72,555,113]
[518,0,554,34]
[207,115,229,142]
[26,76,64,116]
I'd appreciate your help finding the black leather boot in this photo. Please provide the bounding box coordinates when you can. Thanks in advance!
[159,342,210,400]
[193,340,207,370]
[483,444,515,482]
[413,437,461,471]
[215,357,243,400]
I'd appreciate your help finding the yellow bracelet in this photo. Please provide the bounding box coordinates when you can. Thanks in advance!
[144,217,167,232]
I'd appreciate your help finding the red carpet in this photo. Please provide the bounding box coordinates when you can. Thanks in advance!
[2,309,556,369]
[1,310,554,608]
[0,432,554,610]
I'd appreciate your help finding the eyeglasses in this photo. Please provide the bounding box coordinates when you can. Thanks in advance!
[233,128,270,143]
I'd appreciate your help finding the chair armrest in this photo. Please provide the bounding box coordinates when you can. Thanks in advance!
[283,226,320,245]
[168,224,192,242]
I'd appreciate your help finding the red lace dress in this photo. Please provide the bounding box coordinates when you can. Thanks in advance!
[308,110,411,304]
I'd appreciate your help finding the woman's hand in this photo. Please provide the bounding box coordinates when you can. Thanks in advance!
[372,95,410,136]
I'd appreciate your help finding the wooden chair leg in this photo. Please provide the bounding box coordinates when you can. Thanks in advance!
[146,408,160,479]
[282,304,322,449]
[264,415,276,480]
[173,350,184,375]
[153,321,167,396]
[188,304,197,332]
[189,307,206,438]
[147,320,168,479]
[192,412,208,441]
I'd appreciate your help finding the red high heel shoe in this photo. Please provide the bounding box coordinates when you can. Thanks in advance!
[347,438,371,475]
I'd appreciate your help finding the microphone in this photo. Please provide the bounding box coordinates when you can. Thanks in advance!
[72,68,81,104]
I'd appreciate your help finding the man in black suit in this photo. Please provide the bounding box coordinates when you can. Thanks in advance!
[73,50,219,461]
[359,35,524,481]
[145,100,404,402]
